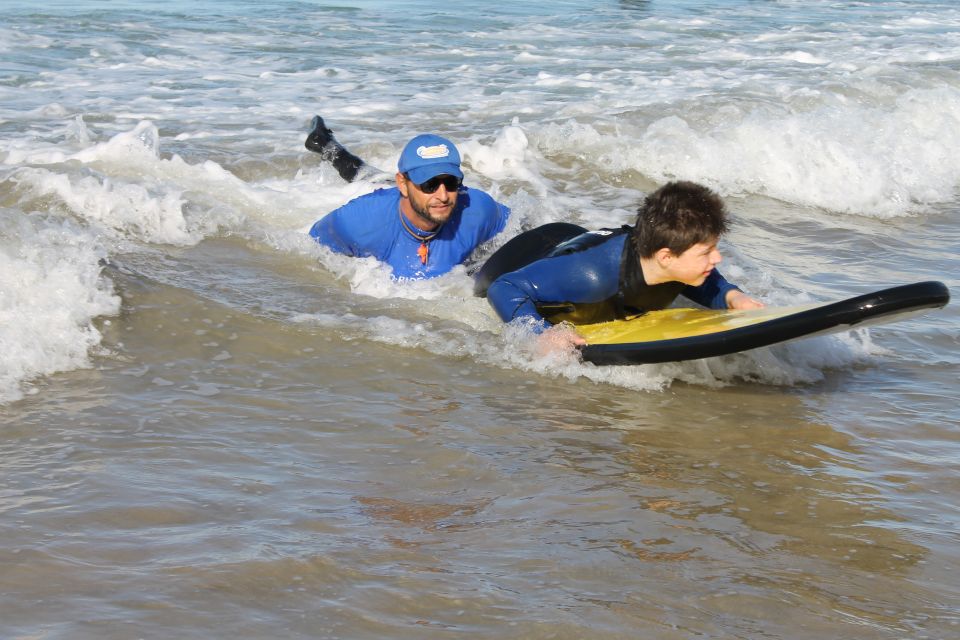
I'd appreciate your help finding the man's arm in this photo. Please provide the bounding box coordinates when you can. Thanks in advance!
[463,188,510,246]
[308,189,397,261]
[309,209,359,256]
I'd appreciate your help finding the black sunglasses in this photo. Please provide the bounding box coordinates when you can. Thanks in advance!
[410,174,462,194]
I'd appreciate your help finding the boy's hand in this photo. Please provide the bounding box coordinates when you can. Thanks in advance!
[535,325,587,356]
[726,289,765,310]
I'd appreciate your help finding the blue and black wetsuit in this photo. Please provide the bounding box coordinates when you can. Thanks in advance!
[485,226,740,328]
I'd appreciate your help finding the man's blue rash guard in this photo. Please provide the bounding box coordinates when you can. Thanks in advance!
[486,229,740,330]
[309,186,509,279]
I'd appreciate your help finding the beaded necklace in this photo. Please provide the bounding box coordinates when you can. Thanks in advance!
[398,204,442,265]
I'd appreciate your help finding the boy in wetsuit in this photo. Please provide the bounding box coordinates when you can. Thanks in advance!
[484,181,763,351]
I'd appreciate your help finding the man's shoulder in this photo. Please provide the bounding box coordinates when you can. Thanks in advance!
[321,187,401,251]
[453,187,509,239]
[458,186,500,213]
[338,187,400,212]
[330,187,399,227]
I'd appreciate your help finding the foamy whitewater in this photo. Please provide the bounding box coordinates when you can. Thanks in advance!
[1,1,958,638]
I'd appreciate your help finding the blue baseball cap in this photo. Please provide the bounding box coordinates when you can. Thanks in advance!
[398,134,464,184]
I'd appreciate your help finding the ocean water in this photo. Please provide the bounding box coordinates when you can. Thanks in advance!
[1,0,958,638]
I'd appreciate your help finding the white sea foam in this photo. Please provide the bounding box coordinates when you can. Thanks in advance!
[12,168,201,245]
[459,124,549,195]
[4,120,296,246]
[0,213,120,403]
[289,291,877,392]
[539,85,960,218]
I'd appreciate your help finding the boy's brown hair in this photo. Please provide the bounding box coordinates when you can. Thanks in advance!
[632,181,729,258]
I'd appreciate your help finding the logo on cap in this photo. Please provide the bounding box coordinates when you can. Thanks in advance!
[416,144,450,160]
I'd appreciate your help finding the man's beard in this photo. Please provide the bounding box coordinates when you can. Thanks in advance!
[410,197,451,228]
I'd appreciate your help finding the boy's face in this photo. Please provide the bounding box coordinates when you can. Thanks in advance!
[664,239,722,286]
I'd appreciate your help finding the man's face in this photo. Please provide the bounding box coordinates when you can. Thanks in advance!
[398,173,460,228]
[663,239,722,286]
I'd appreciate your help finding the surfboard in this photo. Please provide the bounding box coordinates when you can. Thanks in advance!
[577,281,949,365]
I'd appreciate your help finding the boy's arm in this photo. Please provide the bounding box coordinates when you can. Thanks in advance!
[487,270,587,349]
[486,250,586,330]
[683,269,762,309]
[487,274,546,326]
[724,288,764,310]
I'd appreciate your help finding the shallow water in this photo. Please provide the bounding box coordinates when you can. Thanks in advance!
[2,1,959,638]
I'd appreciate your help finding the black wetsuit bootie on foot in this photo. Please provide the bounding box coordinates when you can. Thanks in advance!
[304,115,364,182]
[305,115,335,152]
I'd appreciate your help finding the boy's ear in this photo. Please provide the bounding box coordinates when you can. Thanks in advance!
[654,247,674,267]
[395,172,408,197]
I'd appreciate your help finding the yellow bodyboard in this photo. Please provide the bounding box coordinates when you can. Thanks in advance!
[575,304,821,345]
[573,282,947,364]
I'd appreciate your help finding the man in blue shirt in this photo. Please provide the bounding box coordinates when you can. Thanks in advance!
[482,181,763,351]
[306,117,510,279]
